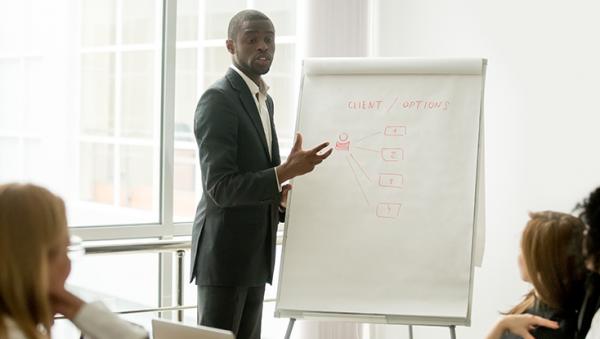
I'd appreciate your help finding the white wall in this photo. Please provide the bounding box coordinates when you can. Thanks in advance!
[373,0,600,338]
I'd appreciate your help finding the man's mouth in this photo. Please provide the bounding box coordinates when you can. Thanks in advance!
[255,55,271,63]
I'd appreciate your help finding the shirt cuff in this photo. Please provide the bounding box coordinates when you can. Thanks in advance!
[274,168,282,192]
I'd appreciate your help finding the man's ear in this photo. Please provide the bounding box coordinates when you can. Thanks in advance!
[226,39,235,54]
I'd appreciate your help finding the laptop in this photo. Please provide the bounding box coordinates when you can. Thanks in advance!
[152,319,235,339]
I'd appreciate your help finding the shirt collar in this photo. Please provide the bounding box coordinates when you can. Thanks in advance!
[230,64,269,96]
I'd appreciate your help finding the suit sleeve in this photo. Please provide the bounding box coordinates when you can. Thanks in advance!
[195,88,280,207]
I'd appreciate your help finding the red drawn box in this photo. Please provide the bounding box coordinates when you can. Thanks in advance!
[378,173,404,188]
[384,125,406,136]
[381,148,403,161]
[376,203,402,218]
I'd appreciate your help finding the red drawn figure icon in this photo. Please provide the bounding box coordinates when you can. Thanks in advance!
[335,132,350,151]
[381,148,404,161]
[376,203,402,218]
[384,125,406,136]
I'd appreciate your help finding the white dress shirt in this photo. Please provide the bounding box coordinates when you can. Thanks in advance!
[230,65,282,190]
[230,64,273,158]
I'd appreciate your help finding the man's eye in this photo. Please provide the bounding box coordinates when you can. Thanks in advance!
[249,38,256,43]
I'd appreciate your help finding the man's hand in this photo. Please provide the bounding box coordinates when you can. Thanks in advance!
[280,184,292,208]
[276,133,333,183]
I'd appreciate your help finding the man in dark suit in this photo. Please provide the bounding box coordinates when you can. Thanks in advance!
[190,9,332,339]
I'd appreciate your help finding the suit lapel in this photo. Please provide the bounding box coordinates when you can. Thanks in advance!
[226,69,271,161]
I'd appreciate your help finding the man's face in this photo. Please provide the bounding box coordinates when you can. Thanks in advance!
[227,19,275,80]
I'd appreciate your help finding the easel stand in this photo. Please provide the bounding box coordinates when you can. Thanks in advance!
[284,318,296,339]
[283,319,457,339]
[408,324,456,339]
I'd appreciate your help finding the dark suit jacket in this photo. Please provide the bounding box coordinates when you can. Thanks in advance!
[190,68,284,287]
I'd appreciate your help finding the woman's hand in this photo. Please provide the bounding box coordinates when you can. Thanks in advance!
[486,314,559,339]
[49,286,85,320]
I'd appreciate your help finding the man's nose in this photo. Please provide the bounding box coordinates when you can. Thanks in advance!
[257,40,268,51]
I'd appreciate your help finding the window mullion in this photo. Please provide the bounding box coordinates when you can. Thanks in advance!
[159,0,177,237]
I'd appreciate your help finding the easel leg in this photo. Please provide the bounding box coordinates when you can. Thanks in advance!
[284,318,296,339]
[408,325,414,339]
[449,325,456,339]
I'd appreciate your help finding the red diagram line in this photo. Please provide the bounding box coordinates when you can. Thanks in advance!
[386,96,399,113]
[346,155,370,206]
[355,131,381,144]
[354,146,378,153]
[350,153,372,182]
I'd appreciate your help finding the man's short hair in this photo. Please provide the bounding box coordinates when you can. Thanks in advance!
[227,10,271,40]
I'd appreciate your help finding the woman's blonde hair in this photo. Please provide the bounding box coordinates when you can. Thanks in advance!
[0,183,68,339]
[509,211,586,314]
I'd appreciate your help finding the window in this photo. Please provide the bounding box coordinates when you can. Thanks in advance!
[0,0,162,228]
[0,0,298,231]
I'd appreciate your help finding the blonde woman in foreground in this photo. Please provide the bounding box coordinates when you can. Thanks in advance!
[0,183,148,339]
[486,211,587,339]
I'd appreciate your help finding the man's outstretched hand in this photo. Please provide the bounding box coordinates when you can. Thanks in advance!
[276,133,333,183]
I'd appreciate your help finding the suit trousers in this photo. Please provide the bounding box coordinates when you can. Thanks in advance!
[197,285,265,339]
